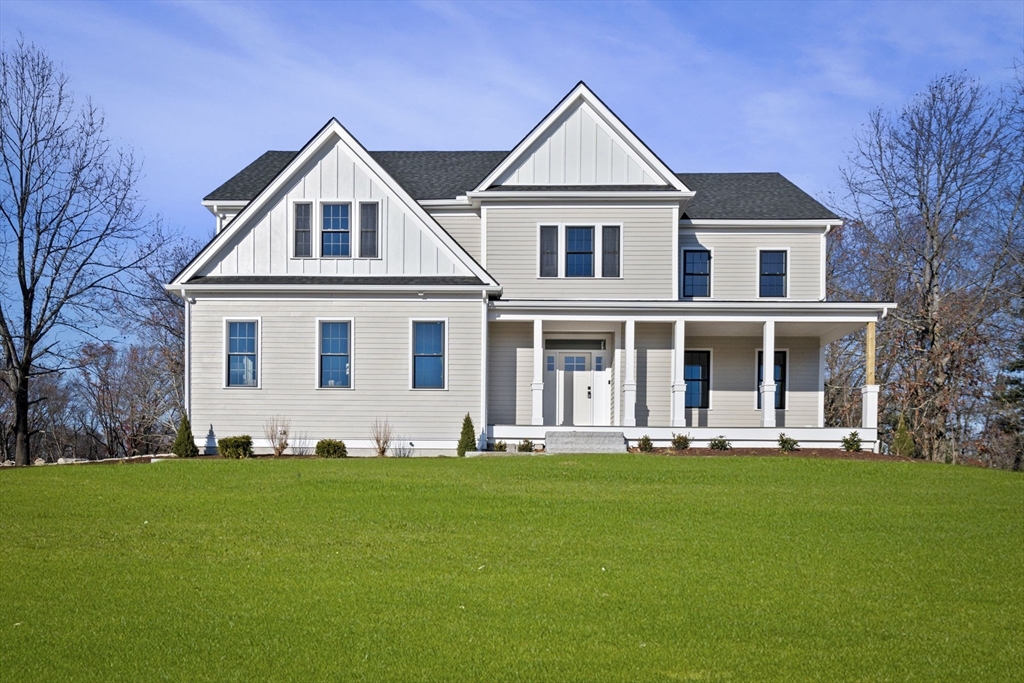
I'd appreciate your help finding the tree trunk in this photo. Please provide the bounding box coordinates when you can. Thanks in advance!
[14,375,30,465]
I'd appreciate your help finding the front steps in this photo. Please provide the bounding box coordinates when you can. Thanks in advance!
[545,430,628,454]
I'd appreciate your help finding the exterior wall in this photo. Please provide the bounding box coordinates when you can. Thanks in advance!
[189,294,483,450]
[199,139,468,278]
[679,227,824,301]
[632,323,671,427]
[433,212,482,263]
[486,205,675,299]
[486,321,533,426]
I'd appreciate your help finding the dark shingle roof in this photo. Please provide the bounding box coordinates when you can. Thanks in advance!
[203,151,298,202]
[186,275,484,286]
[485,185,676,192]
[677,172,838,220]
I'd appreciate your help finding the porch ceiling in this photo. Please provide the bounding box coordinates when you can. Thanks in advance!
[685,320,864,344]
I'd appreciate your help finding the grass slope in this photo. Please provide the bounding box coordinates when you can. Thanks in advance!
[1,456,1021,682]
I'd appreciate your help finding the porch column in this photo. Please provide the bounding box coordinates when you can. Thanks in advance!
[623,319,637,426]
[671,320,687,427]
[861,321,878,429]
[531,318,544,425]
[761,320,776,428]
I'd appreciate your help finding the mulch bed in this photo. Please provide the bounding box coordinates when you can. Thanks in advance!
[628,447,913,462]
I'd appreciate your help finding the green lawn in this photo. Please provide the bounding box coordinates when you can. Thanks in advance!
[1,456,1021,682]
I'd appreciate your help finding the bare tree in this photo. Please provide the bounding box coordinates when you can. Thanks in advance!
[370,417,393,458]
[0,38,152,465]
[263,416,290,457]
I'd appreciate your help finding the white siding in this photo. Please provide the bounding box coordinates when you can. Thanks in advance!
[433,212,482,263]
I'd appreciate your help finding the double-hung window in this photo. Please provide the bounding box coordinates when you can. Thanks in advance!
[756,350,787,409]
[601,226,620,278]
[539,226,559,277]
[759,250,787,297]
[412,321,445,389]
[540,224,622,278]
[359,202,379,258]
[322,204,351,257]
[565,226,594,277]
[227,321,258,387]
[320,322,351,388]
[684,351,710,409]
[683,250,710,297]
[294,204,312,258]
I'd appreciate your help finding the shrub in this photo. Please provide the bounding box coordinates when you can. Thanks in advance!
[778,433,799,453]
[671,433,692,451]
[708,435,731,451]
[517,439,534,453]
[493,440,507,452]
[218,435,253,459]
[457,413,475,457]
[390,437,412,458]
[171,414,199,458]
[315,439,347,459]
[841,431,863,452]
[370,417,393,458]
[263,416,290,457]
[892,415,915,458]
[637,435,654,452]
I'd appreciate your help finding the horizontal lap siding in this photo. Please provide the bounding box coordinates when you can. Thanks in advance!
[486,322,533,425]
[190,297,482,442]
[487,206,674,299]
[433,213,482,263]
[634,323,671,427]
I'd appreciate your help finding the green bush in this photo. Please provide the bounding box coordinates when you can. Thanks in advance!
[671,433,692,451]
[517,439,534,453]
[892,416,916,458]
[457,413,475,457]
[708,435,731,451]
[637,435,654,452]
[778,433,800,453]
[841,431,863,452]
[171,414,199,458]
[493,440,507,452]
[218,435,253,459]
[315,439,347,459]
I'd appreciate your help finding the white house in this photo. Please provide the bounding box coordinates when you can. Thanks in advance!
[168,83,892,455]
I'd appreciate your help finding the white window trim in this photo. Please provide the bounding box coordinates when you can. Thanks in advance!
[754,347,790,411]
[318,200,354,259]
[680,246,714,299]
[683,347,713,411]
[409,318,449,391]
[756,246,790,299]
[355,199,383,260]
[290,200,314,259]
[223,317,262,389]
[315,317,355,390]
[536,223,623,279]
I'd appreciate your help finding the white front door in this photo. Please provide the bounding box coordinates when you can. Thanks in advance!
[558,352,593,426]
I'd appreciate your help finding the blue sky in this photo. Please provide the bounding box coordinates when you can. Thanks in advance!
[2,0,1021,242]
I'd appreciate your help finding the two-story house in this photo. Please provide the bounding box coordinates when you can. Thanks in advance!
[169,83,892,454]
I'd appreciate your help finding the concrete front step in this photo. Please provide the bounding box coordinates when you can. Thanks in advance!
[545,430,628,454]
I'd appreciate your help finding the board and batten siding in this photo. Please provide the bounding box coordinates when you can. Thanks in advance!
[679,228,824,300]
[433,212,482,263]
[198,140,469,278]
[190,296,482,445]
[486,206,675,299]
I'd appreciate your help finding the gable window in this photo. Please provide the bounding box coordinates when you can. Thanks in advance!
[756,350,787,409]
[684,350,710,409]
[322,204,351,257]
[759,250,787,297]
[359,202,379,258]
[412,321,445,389]
[320,321,351,388]
[565,226,594,277]
[683,250,710,297]
[539,225,558,277]
[227,321,258,387]
[294,203,312,258]
[601,225,620,278]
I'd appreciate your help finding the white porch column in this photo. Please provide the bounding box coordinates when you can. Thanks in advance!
[761,320,776,428]
[623,319,637,427]
[861,321,878,430]
[531,318,544,425]
[671,320,687,427]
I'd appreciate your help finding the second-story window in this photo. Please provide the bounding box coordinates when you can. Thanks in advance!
[601,226,620,278]
[759,250,787,297]
[359,203,379,258]
[322,204,350,257]
[539,226,558,277]
[294,203,312,258]
[683,250,710,297]
[565,226,594,277]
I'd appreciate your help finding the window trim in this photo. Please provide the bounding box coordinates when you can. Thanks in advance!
[756,247,790,298]
[536,222,623,279]
[291,201,314,259]
[356,200,382,259]
[223,317,262,389]
[315,317,355,390]
[409,318,449,391]
[683,348,713,410]
[681,248,713,298]
[754,348,789,411]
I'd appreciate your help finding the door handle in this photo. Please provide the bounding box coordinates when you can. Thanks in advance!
[588,387,592,398]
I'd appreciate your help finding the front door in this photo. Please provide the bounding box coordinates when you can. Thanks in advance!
[558,352,593,426]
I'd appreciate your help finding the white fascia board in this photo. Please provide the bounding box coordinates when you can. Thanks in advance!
[200,200,248,217]
[489,299,895,315]
[167,283,500,296]
[419,198,471,208]
[467,191,694,205]
[680,219,842,229]
[472,82,688,193]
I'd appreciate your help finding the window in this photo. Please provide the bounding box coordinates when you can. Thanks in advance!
[565,226,594,277]
[595,356,604,372]
[564,356,587,371]
[322,204,350,257]
[684,351,710,409]
[683,250,710,297]
[757,350,787,409]
[319,322,351,388]
[227,321,257,387]
[759,250,787,297]
[546,355,555,372]
[294,204,312,258]
[539,225,558,277]
[602,226,620,278]
[413,321,445,388]
[359,202,379,258]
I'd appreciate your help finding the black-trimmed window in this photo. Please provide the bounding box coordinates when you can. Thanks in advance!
[759,251,786,297]
[756,350,787,409]
[683,250,710,297]
[684,351,710,409]
[539,225,558,277]
[359,203,378,258]
[413,321,445,389]
[227,321,257,387]
[322,204,351,257]
[320,322,351,388]
[565,226,594,277]
[294,204,312,257]
[602,225,620,278]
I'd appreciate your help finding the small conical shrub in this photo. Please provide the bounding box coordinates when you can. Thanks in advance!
[171,413,199,458]
[457,413,475,457]
[891,415,915,458]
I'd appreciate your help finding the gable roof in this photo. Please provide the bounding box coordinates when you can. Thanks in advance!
[677,173,839,221]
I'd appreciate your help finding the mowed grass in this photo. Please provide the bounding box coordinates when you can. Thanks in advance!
[1,456,1021,682]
